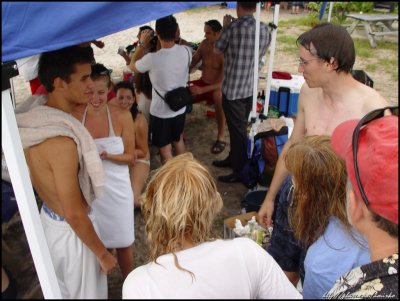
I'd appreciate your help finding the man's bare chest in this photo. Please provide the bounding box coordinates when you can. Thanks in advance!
[304,108,357,136]
[201,47,222,69]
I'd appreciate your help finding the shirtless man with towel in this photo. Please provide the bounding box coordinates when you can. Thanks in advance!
[16,45,117,298]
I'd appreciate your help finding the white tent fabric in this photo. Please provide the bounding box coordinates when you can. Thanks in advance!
[2,2,280,297]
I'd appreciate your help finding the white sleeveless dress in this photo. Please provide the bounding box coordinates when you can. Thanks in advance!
[82,105,134,248]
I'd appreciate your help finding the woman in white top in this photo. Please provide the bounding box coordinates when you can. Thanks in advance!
[122,153,302,299]
[72,63,136,279]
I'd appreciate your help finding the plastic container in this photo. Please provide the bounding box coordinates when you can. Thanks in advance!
[269,74,305,116]
[206,110,216,117]
[123,66,133,83]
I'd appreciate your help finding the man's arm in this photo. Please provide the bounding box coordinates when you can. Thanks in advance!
[189,42,203,71]
[258,92,307,228]
[91,40,105,49]
[129,29,154,74]
[133,114,149,160]
[189,82,222,96]
[214,15,232,55]
[118,47,132,66]
[47,136,116,273]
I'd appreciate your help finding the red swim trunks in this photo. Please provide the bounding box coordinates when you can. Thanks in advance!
[189,78,215,105]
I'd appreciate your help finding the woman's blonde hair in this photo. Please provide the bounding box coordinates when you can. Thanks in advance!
[141,153,223,273]
[285,136,350,248]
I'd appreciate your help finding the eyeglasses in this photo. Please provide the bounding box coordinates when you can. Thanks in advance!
[298,57,320,66]
[352,106,398,206]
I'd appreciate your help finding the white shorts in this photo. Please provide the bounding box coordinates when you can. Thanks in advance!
[40,208,107,299]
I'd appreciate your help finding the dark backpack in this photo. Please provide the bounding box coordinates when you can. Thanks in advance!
[240,125,288,189]
[240,138,263,189]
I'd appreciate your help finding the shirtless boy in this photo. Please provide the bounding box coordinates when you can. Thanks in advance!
[189,19,226,154]
[16,46,116,298]
[257,23,388,284]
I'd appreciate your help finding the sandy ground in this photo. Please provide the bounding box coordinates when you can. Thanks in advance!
[2,4,398,299]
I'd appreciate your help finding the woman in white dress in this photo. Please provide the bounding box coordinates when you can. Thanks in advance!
[72,63,135,279]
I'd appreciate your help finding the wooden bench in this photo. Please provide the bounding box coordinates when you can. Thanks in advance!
[373,2,395,13]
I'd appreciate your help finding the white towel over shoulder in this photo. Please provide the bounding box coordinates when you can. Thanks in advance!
[15,95,104,206]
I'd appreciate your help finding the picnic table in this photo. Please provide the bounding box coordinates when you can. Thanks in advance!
[345,13,398,48]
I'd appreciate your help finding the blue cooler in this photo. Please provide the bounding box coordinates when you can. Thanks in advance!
[269,75,305,116]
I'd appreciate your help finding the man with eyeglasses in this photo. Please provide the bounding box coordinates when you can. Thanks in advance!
[258,23,389,286]
[325,107,398,299]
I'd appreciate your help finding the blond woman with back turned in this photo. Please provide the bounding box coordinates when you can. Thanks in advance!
[122,153,301,299]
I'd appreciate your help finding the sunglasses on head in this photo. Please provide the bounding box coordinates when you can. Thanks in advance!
[352,106,398,206]
[91,64,111,76]
[98,69,111,76]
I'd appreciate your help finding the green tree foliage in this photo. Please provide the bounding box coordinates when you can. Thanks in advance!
[305,2,392,23]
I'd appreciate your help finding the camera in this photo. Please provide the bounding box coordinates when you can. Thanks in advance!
[149,32,158,51]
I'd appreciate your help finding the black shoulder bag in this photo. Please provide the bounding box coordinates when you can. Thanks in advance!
[154,47,193,112]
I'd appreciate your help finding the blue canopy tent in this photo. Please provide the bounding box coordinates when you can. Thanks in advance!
[2,2,280,298]
[2,2,219,62]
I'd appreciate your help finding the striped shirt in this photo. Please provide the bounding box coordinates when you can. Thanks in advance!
[215,15,271,100]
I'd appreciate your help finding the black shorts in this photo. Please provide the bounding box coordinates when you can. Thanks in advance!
[268,177,305,276]
[150,113,186,148]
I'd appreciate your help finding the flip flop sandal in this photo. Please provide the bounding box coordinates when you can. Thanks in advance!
[211,140,226,154]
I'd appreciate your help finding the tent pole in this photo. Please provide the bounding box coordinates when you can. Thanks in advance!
[250,2,261,122]
[262,3,280,117]
[2,89,62,299]
[327,2,333,22]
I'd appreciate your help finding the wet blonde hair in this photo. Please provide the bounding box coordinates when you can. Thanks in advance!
[141,153,223,274]
[285,135,350,248]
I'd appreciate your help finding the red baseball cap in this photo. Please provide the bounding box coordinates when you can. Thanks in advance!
[331,115,398,224]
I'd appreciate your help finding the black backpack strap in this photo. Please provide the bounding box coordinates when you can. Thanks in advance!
[154,87,165,100]
[155,46,191,100]
[185,46,190,71]
[184,46,190,84]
